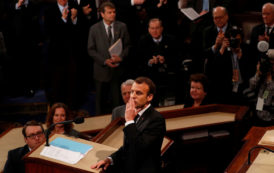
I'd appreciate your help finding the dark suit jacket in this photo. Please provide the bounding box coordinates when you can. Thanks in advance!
[203,24,234,59]
[44,2,79,65]
[87,20,130,82]
[204,25,251,104]
[5,0,41,59]
[111,105,126,121]
[110,106,166,173]
[4,0,41,94]
[111,0,159,43]
[137,33,179,83]
[4,145,29,173]
[250,23,274,65]
[69,0,98,48]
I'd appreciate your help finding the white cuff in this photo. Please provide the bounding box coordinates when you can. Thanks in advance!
[125,120,134,126]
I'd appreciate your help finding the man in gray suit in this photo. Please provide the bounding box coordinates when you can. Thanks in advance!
[111,79,134,121]
[88,1,131,115]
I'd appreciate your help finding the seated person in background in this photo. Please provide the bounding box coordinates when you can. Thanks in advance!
[249,59,274,126]
[111,79,134,121]
[184,73,209,108]
[45,102,80,138]
[4,120,45,173]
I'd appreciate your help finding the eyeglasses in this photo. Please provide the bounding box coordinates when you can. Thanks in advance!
[26,131,44,139]
[213,15,226,20]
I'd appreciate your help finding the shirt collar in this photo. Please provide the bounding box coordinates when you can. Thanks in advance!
[152,36,163,43]
[57,2,68,13]
[137,103,151,117]
[265,24,274,30]
[217,24,228,33]
[103,20,114,29]
[23,0,29,6]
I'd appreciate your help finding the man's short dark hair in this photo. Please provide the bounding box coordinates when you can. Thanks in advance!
[135,77,156,95]
[99,1,116,13]
[22,120,44,138]
[189,73,208,92]
[148,18,163,28]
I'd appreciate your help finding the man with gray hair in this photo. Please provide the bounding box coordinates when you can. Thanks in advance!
[250,2,274,65]
[111,79,134,121]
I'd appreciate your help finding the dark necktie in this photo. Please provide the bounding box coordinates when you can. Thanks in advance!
[266,26,271,36]
[134,114,140,124]
[108,25,113,45]
[21,4,26,10]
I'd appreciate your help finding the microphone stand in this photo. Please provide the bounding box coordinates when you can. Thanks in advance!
[45,117,84,146]
[247,145,274,165]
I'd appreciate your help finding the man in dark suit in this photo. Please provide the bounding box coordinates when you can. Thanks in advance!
[137,18,179,106]
[203,6,234,104]
[91,77,166,173]
[111,79,134,121]
[178,0,232,73]
[4,120,45,173]
[250,2,274,68]
[4,0,41,97]
[68,0,98,108]
[44,0,80,109]
[87,1,130,115]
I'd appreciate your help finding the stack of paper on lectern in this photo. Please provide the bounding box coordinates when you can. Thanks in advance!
[109,38,122,56]
[180,8,208,21]
[40,137,93,164]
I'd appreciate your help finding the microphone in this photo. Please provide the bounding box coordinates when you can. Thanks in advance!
[45,117,84,146]
[257,40,269,53]
[248,145,274,165]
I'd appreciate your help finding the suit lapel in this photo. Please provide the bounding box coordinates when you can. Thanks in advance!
[113,21,120,42]
[99,21,110,47]
[136,106,152,131]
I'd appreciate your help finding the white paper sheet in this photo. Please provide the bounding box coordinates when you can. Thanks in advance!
[40,145,84,164]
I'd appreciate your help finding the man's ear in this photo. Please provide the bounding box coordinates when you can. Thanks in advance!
[147,94,153,102]
[24,137,27,144]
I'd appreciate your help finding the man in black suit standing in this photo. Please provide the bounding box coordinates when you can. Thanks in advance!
[137,18,179,106]
[91,77,166,173]
[4,0,41,97]
[68,0,98,103]
[111,79,134,121]
[250,2,274,67]
[87,1,130,115]
[4,120,45,173]
[203,6,234,104]
[178,0,232,73]
[44,0,80,109]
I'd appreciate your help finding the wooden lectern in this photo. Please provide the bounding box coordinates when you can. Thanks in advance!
[91,118,174,156]
[23,134,117,173]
